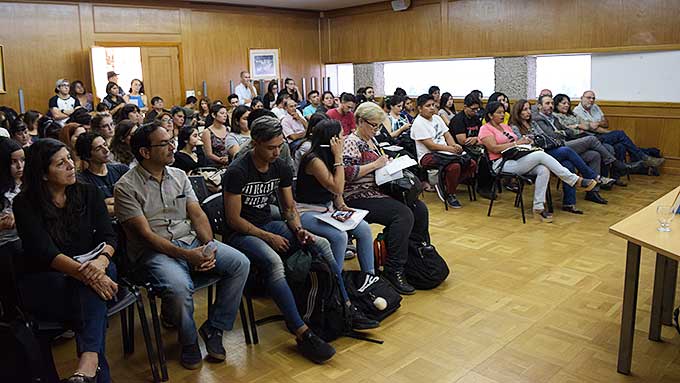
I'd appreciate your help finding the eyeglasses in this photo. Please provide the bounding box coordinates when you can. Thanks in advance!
[466,105,480,112]
[149,140,175,149]
[584,96,596,100]
[362,118,379,129]
[161,118,173,123]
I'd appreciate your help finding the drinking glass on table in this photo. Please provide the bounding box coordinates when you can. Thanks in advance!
[657,205,675,232]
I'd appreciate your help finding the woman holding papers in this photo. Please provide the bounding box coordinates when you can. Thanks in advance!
[342,102,431,296]
[296,119,375,275]
[13,138,118,383]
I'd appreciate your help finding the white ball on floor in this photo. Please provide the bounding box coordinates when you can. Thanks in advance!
[373,297,388,311]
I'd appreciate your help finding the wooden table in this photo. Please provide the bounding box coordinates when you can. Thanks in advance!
[609,186,680,375]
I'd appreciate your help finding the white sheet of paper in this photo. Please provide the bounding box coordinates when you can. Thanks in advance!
[383,156,417,175]
[382,145,403,152]
[73,242,107,263]
[375,167,403,185]
[315,209,370,232]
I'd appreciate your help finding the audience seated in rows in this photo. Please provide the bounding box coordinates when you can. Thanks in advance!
[478,101,597,223]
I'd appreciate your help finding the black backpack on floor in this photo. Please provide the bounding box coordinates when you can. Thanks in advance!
[342,271,402,322]
[287,253,349,342]
[405,239,450,290]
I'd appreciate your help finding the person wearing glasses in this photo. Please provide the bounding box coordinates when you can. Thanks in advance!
[478,101,597,223]
[75,132,129,216]
[114,123,250,370]
[573,90,664,169]
[90,114,116,147]
[342,102,431,295]
[49,79,81,127]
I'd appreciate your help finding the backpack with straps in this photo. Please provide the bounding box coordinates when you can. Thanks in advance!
[405,236,450,290]
[342,271,402,322]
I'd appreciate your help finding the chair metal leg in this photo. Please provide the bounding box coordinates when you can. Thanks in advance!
[136,293,161,383]
[487,177,497,217]
[245,294,259,344]
[239,298,252,345]
[128,303,135,354]
[518,180,526,224]
[546,179,554,213]
[147,290,169,381]
[121,307,130,354]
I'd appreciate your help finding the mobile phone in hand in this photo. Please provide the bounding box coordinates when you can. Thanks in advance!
[331,210,353,222]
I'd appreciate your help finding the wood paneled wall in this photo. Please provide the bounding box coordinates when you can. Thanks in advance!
[321,0,680,64]
[0,1,321,112]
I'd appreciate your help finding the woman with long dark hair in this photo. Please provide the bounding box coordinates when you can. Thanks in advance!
[22,110,42,142]
[173,126,207,173]
[101,82,125,117]
[226,105,251,158]
[263,81,278,110]
[196,97,211,127]
[200,104,230,167]
[14,138,118,383]
[110,119,137,166]
[296,120,375,275]
[0,138,23,252]
[70,80,94,112]
[293,112,329,175]
[437,92,456,126]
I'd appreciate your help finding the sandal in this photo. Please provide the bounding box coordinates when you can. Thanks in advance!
[576,177,597,192]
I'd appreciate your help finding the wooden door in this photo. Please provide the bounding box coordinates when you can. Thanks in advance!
[141,46,181,107]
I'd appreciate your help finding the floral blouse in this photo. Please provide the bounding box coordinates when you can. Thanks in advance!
[342,133,387,201]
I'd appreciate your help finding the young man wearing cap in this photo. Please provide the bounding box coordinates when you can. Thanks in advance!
[107,71,125,96]
[49,79,81,127]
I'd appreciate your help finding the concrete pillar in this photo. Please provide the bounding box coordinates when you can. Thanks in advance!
[353,63,385,96]
[494,56,536,100]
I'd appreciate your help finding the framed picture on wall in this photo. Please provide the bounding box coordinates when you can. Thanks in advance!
[249,48,280,80]
[0,45,6,94]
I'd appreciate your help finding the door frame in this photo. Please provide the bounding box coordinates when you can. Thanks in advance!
[91,41,185,103]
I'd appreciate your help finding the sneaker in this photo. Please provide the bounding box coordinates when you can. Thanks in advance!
[382,269,416,295]
[296,329,336,364]
[199,322,226,361]
[433,184,446,203]
[446,194,462,209]
[345,243,357,260]
[349,304,379,330]
[533,209,553,223]
[180,342,203,370]
[598,176,616,187]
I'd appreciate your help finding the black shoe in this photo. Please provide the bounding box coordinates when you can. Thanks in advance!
[585,191,608,204]
[383,269,416,295]
[349,304,379,330]
[296,329,336,364]
[446,194,462,209]
[615,178,628,187]
[180,342,203,370]
[562,205,584,215]
[64,367,100,383]
[611,160,630,176]
[199,322,226,361]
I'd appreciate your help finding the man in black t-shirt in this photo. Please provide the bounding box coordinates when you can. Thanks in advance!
[75,132,129,215]
[223,115,377,364]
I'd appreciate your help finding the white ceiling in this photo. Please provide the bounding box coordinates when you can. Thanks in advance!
[192,0,385,11]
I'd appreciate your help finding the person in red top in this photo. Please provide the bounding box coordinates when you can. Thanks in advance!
[326,93,356,136]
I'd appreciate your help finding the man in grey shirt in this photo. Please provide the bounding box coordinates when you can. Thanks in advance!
[114,123,250,370]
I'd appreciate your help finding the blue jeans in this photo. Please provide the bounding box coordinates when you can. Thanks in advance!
[142,238,250,345]
[598,130,645,162]
[19,264,117,383]
[228,221,348,331]
[547,146,598,206]
[300,211,375,274]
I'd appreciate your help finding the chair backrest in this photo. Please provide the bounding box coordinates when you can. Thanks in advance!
[201,193,225,236]
[0,243,22,321]
[189,175,210,203]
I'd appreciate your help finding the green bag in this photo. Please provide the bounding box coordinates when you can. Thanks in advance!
[285,249,313,284]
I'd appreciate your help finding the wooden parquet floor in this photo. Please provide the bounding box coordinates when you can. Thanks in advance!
[52,174,680,383]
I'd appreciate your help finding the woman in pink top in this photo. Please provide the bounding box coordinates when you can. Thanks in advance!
[478,102,596,222]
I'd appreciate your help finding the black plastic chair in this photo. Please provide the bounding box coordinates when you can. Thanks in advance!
[486,153,553,224]
[189,175,210,204]
[202,192,284,345]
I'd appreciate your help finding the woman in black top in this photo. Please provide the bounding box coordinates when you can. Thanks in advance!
[296,120,375,275]
[262,80,278,110]
[173,126,207,173]
[102,82,125,118]
[14,139,118,383]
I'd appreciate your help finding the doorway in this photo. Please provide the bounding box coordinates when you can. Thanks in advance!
[90,45,182,107]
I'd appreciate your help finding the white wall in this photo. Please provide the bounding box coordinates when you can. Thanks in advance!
[591,50,680,102]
